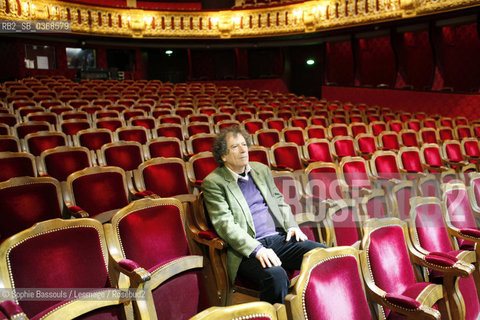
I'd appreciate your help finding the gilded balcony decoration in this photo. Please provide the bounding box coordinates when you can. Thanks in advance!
[0,0,479,39]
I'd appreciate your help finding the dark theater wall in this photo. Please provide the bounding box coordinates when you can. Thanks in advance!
[324,40,354,86]
[354,34,396,88]
[433,22,480,92]
[394,30,435,91]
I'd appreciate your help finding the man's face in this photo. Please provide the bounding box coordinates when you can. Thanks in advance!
[222,132,249,174]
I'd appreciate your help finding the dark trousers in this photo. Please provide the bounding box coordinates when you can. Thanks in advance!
[236,234,326,304]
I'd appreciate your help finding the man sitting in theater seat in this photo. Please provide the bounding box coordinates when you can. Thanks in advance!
[202,126,326,304]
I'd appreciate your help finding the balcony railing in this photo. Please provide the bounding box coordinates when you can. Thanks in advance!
[0,0,479,39]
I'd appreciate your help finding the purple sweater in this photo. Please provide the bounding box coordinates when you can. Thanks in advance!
[237,173,279,255]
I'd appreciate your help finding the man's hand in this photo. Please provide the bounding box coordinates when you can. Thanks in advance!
[286,227,308,242]
[256,247,282,268]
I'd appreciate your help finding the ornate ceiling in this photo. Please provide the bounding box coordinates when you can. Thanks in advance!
[1,0,480,39]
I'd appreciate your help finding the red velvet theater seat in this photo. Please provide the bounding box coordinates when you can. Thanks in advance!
[248,146,272,168]
[378,131,401,151]
[408,197,480,320]
[145,137,185,160]
[38,145,94,182]
[63,166,134,223]
[0,151,37,182]
[104,198,211,320]
[0,176,64,242]
[324,199,362,247]
[339,156,374,198]
[186,151,219,191]
[115,125,151,144]
[355,133,378,159]
[74,128,114,151]
[155,123,186,141]
[285,247,374,320]
[443,183,480,252]
[0,218,136,320]
[271,142,305,172]
[14,121,53,139]
[281,127,307,146]
[359,188,389,219]
[0,135,20,152]
[186,133,216,155]
[187,122,214,138]
[327,123,350,138]
[302,139,333,163]
[253,129,282,148]
[369,150,405,190]
[134,157,196,203]
[332,136,358,159]
[360,218,448,320]
[23,131,67,156]
[97,141,145,172]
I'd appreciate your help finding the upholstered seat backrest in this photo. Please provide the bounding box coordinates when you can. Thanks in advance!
[283,128,305,146]
[401,131,419,147]
[78,130,113,150]
[187,123,212,137]
[0,154,35,182]
[148,138,183,159]
[394,184,413,220]
[445,143,464,162]
[190,135,215,154]
[444,188,477,249]
[71,171,129,217]
[26,133,66,156]
[273,145,303,171]
[117,127,148,144]
[257,130,281,148]
[117,203,190,271]
[439,128,454,141]
[249,148,270,167]
[0,179,63,241]
[423,146,443,167]
[142,162,190,197]
[351,123,368,137]
[333,138,356,158]
[357,135,377,154]
[342,160,371,190]
[401,150,423,173]
[191,156,219,182]
[365,196,386,218]
[330,125,349,137]
[331,206,359,246]
[464,140,480,157]
[156,124,185,141]
[413,202,453,253]
[381,133,400,150]
[44,149,91,181]
[306,126,326,139]
[367,225,416,296]
[374,154,401,180]
[307,167,342,201]
[421,130,437,144]
[303,255,373,320]
[307,140,333,163]
[104,144,143,171]
[7,224,110,318]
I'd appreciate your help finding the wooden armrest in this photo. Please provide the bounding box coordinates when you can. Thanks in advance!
[0,300,27,320]
[115,258,151,287]
[67,205,89,218]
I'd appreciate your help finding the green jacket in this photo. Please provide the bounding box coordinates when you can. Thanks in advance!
[201,162,298,283]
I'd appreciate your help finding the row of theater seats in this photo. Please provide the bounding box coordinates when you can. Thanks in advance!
[1,175,480,319]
